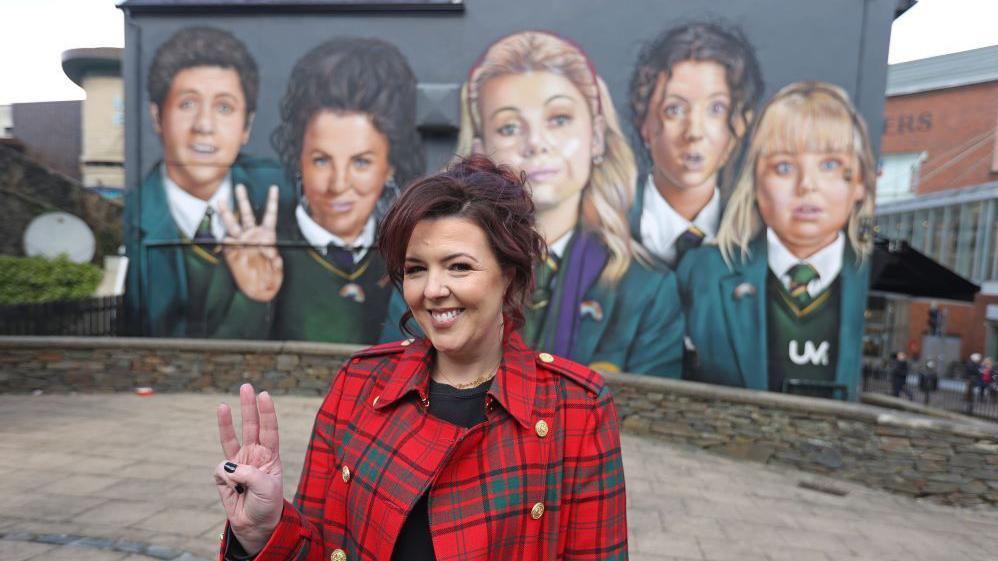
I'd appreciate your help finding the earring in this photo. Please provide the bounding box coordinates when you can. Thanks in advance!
[373,176,402,224]
[592,154,605,165]
[858,216,874,242]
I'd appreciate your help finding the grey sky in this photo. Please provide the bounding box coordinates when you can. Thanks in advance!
[0,0,995,104]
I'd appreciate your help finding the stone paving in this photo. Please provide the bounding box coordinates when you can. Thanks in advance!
[0,392,995,561]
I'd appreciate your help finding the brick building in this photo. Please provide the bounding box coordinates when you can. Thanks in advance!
[872,44,998,367]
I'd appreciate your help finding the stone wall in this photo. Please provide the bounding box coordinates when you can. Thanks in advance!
[2,336,996,508]
[0,337,356,395]
[605,371,998,508]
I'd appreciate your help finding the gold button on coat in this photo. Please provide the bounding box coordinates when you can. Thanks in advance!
[535,420,549,438]
[530,502,545,519]
[330,549,347,561]
[401,339,413,346]
[538,352,554,363]
[341,465,351,483]
[372,395,380,406]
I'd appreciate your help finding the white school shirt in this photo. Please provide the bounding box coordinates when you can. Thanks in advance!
[163,167,232,241]
[295,203,375,264]
[766,228,844,297]
[639,174,721,267]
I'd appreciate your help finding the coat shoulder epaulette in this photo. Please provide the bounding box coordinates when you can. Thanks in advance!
[534,352,606,398]
[350,338,413,361]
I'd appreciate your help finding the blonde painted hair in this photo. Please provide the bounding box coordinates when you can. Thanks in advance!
[456,31,641,285]
[716,81,875,267]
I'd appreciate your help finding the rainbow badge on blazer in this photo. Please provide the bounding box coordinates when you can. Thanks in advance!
[339,283,366,303]
[732,282,756,300]
[579,300,603,321]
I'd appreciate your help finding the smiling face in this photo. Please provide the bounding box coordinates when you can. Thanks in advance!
[641,60,739,196]
[299,111,392,243]
[755,151,865,259]
[477,71,601,214]
[152,66,250,200]
[402,217,510,361]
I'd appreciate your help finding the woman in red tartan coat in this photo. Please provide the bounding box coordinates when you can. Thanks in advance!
[213,155,628,561]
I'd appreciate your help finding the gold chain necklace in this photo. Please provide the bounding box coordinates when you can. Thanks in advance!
[434,361,501,390]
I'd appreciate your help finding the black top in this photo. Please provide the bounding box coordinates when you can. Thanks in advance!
[390,378,490,561]
[226,378,490,561]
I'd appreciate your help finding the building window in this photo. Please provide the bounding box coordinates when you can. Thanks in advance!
[956,202,981,279]
[877,152,926,203]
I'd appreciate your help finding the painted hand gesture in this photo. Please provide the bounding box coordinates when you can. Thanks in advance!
[214,383,284,556]
[219,184,283,302]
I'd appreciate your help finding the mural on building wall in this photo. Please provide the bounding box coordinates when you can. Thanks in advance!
[123,21,875,399]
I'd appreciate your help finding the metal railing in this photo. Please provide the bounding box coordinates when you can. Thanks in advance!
[0,295,124,336]
[862,369,998,421]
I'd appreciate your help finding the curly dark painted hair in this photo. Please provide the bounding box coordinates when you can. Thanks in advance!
[147,27,259,118]
[271,37,425,192]
[378,154,545,336]
[629,21,764,156]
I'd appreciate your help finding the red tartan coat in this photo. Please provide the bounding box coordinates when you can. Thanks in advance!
[224,331,627,561]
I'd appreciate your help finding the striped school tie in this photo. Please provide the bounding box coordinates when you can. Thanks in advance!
[674,225,706,263]
[787,263,820,308]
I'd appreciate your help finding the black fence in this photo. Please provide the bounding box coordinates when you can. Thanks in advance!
[862,368,998,422]
[0,296,125,336]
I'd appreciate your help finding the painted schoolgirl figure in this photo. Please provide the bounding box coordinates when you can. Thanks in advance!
[628,22,763,269]
[269,38,424,343]
[124,27,291,338]
[449,30,684,377]
[676,82,876,400]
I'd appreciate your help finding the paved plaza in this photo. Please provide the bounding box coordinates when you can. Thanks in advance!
[0,392,995,561]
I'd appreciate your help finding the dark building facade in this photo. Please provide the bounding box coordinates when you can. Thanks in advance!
[9,101,82,181]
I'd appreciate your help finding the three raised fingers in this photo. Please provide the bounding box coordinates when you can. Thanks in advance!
[218,199,243,239]
[262,186,279,232]
[217,403,241,460]
[236,184,256,232]
[240,382,261,447]
[257,390,280,452]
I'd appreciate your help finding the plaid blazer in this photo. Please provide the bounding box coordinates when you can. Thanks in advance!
[227,330,627,561]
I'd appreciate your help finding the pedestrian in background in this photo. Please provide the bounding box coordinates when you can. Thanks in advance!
[979,357,994,402]
[890,351,912,400]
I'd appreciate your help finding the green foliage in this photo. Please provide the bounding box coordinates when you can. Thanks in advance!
[0,256,103,305]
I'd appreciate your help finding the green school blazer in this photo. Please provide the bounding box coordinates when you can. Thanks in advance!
[379,229,685,378]
[123,154,293,338]
[674,235,869,400]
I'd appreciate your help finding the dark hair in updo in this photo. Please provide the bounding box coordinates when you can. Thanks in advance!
[629,21,764,157]
[271,37,424,189]
[378,154,545,336]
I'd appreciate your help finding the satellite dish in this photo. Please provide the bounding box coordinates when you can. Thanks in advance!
[23,212,96,264]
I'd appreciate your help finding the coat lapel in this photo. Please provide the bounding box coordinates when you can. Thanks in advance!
[138,166,188,336]
[835,246,869,400]
[718,238,768,390]
[552,230,609,360]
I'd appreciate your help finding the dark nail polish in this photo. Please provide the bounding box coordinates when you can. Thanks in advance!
[235,483,245,494]
[224,462,237,473]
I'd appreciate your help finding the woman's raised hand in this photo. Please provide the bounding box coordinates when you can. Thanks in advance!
[218,184,283,303]
[214,383,284,555]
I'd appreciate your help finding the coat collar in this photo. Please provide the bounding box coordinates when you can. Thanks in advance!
[374,329,538,429]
